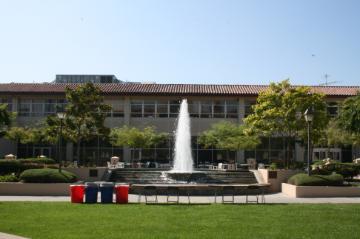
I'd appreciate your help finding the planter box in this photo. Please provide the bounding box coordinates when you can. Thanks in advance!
[258,169,303,192]
[282,183,360,198]
[65,167,107,181]
[0,182,71,196]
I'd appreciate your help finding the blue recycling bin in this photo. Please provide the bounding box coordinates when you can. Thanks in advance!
[85,182,98,203]
[100,182,114,203]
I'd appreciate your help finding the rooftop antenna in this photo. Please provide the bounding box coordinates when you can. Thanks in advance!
[319,74,340,86]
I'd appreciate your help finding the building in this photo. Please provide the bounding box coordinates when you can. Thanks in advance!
[0,79,359,167]
[54,74,121,84]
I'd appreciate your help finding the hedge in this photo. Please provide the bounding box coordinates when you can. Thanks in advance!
[0,160,44,175]
[288,173,344,186]
[18,158,56,164]
[312,161,360,179]
[20,168,77,183]
[0,174,19,182]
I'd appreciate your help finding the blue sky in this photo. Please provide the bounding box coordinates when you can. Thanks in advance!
[0,0,359,85]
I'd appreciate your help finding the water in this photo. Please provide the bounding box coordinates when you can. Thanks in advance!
[172,99,194,172]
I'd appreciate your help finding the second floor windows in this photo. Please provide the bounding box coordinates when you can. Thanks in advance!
[130,100,238,118]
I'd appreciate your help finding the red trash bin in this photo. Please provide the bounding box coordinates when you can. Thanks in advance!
[115,184,129,204]
[70,185,85,203]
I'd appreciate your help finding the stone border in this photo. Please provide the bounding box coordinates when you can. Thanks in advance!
[0,183,70,196]
[258,169,303,192]
[282,183,360,198]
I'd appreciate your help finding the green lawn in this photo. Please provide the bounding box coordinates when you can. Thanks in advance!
[0,203,360,239]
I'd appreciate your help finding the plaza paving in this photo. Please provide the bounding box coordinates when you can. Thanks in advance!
[1,193,360,204]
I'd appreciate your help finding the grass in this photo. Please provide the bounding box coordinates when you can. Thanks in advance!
[0,203,360,239]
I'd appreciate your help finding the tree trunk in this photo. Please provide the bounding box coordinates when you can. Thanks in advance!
[77,138,81,166]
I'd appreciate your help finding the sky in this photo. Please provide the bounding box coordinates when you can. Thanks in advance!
[0,0,359,86]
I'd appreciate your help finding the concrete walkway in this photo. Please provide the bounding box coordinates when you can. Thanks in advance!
[1,193,360,204]
[0,232,28,239]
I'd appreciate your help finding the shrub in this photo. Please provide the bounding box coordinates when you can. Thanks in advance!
[18,158,56,165]
[311,160,359,179]
[0,174,19,182]
[20,169,77,183]
[0,160,46,175]
[0,160,22,175]
[288,173,344,186]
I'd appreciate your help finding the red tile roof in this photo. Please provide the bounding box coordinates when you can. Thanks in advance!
[0,83,358,97]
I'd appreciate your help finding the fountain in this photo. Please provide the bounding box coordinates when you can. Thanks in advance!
[172,99,193,172]
[107,98,259,193]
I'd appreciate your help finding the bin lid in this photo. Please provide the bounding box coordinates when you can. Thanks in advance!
[115,183,129,187]
[85,182,98,187]
[70,184,85,187]
[100,182,114,187]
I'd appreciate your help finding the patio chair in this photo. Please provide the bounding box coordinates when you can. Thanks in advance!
[221,186,235,203]
[166,186,179,204]
[246,185,265,204]
[144,186,158,204]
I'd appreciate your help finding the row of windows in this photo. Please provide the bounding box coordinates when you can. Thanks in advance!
[18,99,67,117]
[16,99,124,117]
[130,100,239,118]
[0,97,342,119]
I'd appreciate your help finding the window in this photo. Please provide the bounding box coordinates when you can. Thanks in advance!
[157,101,168,118]
[169,100,180,118]
[32,100,44,116]
[143,100,155,118]
[327,102,338,117]
[18,99,31,116]
[131,101,143,117]
[226,100,238,118]
[200,101,212,118]
[188,100,200,117]
[213,100,225,118]
[44,99,57,115]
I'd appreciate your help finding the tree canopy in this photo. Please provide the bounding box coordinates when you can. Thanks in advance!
[244,80,328,144]
[198,121,260,151]
[109,126,168,149]
[45,83,111,163]
[338,92,360,136]
[0,103,13,136]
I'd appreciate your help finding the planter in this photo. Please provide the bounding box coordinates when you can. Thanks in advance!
[0,182,71,196]
[258,169,303,192]
[282,183,360,198]
[65,167,107,181]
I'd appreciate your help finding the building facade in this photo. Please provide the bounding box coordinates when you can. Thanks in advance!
[0,81,359,167]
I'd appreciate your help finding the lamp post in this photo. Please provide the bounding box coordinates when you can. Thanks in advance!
[304,108,313,176]
[57,112,66,172]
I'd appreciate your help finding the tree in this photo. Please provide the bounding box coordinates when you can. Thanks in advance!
[45,83,111,164]
[244,80,328,165]
[109,126,168,162]
[0,103,13,136]
[198,121,260,161]
[338,92,360,136]
[5,127,29,155]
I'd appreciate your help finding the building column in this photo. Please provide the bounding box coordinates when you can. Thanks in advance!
[238,98,245,124]
[66,142,73,163]
[295,142,304,162]
[123,96,131,162]
[237,150,245,164]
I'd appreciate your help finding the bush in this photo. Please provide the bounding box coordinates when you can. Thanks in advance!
[311,160,359,179]
[0,160,46,175]
[20,169,77,183]
[0,174,19,182]
[288,173,344,186]
[0,160,22,175]
[18,158,56,165]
